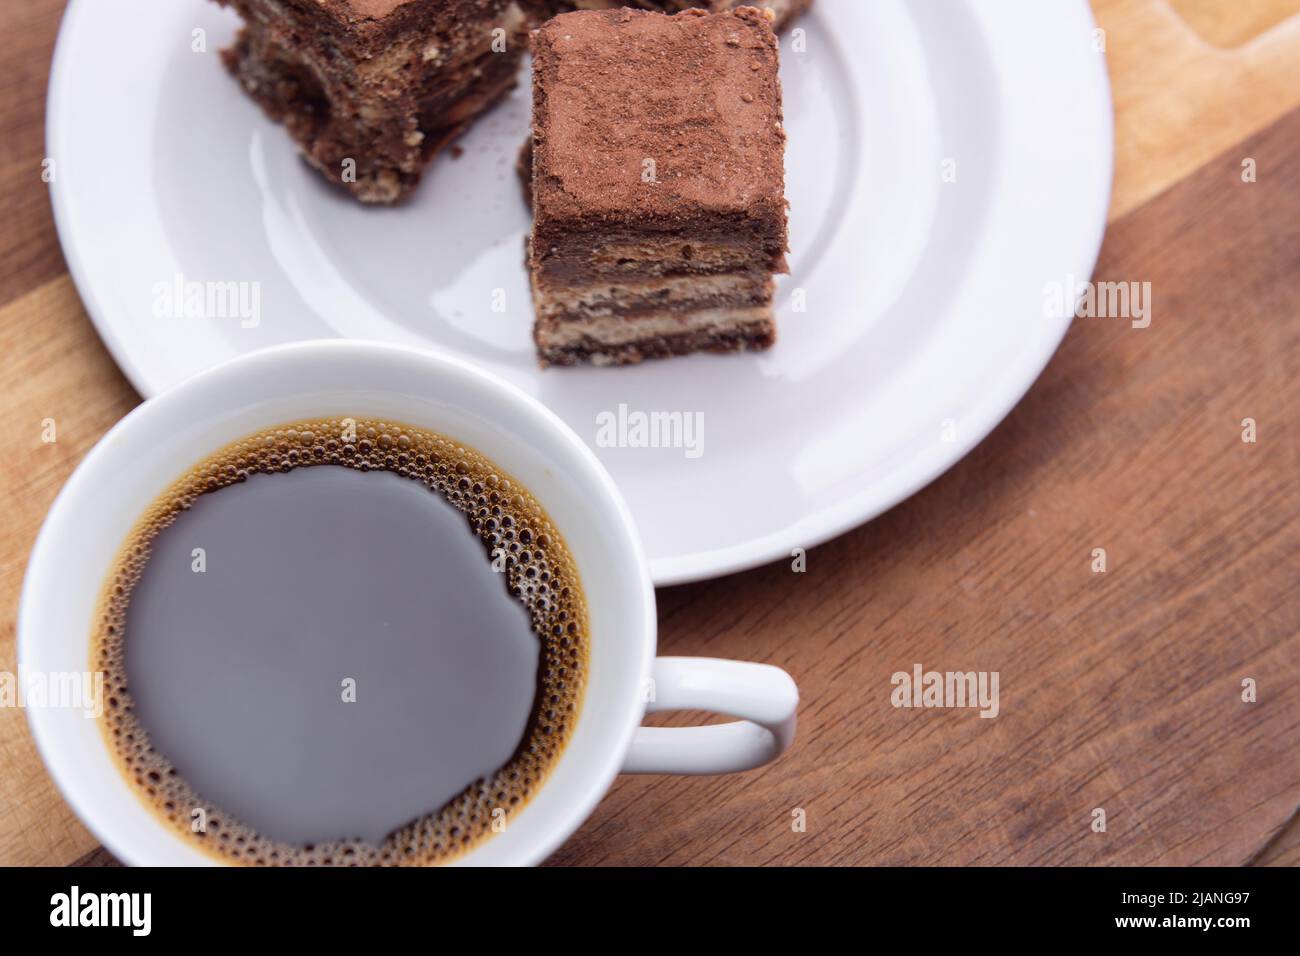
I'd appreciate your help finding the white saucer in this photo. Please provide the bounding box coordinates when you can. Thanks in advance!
[47,0,1112,585]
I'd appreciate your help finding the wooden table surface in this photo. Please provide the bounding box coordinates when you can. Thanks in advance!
[2,0,1298,867]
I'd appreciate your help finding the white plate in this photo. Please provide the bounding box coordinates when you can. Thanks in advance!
[47,0,1112,585]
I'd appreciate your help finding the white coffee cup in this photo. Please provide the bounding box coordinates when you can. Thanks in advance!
[19,340,797,866]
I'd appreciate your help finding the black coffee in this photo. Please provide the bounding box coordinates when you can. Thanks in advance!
[93,418,588,865]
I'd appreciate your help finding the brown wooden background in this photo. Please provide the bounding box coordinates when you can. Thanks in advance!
[1,0,1298,866]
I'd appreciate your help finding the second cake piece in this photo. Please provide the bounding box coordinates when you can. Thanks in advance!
[528,7,790,367]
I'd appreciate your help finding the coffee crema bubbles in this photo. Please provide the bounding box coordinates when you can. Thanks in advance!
[92,417,589,866]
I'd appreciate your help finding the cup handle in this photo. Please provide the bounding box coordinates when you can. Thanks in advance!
[621,657,798,774]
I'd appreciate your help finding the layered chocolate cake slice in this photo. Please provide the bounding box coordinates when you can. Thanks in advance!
[216,0,530,203]
[528,7,789,367]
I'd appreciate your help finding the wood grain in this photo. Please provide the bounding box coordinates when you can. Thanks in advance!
[1104,0,1300,219]
[0,0,68,305]
[0,278,137,865]
[545,113,1300,864]
[1170,0,1300,48]
[0,0,1297,867]
[1253,812,1300,866]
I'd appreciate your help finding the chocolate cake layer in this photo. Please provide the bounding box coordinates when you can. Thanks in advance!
[530,8,787,248]
[535,272,774,321]
[233,0,523,59]
[517,0,810,208]
[536,1,811,33]
[527,7,789,368]
[537,314,777,367]
[538,232,787,284]
[215,0,529,202]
